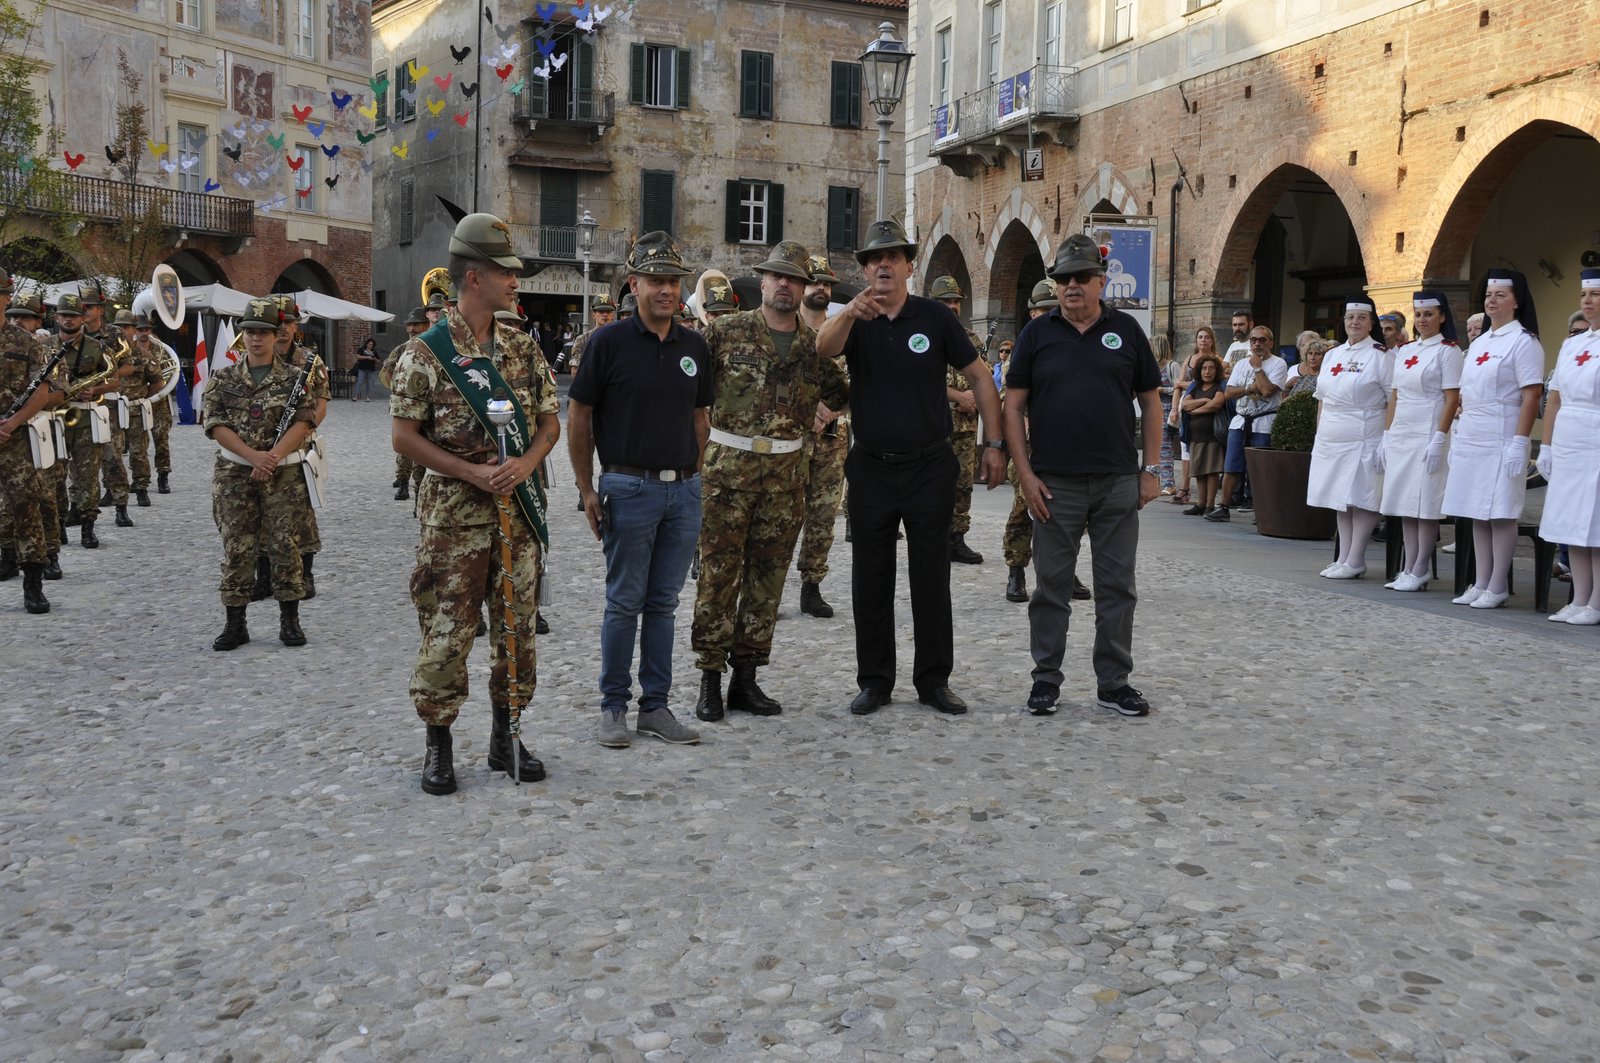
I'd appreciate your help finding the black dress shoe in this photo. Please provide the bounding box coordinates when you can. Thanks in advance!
[849,688,890,716]
[1072,576,1092,600]
[917,687,968,715]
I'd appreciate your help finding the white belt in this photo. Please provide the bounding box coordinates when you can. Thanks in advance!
[67,400,99,410]
[709,426,804,455]
[218,447,305,467]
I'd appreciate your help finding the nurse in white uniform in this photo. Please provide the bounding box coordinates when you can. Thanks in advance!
[1307,294,1393,578]
[1441,269,1545,609]
[1535,267,1600,625]
[1380,291,1464,591]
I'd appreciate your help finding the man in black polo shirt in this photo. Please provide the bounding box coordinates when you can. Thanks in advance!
[568,231,713,750]
[1004,234,1163,719]
[817,220,1006,718]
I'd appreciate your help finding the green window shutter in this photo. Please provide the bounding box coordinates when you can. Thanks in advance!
[526,60,548,117]
[826,186,847,250]
[725,179,742,243]
[831,62,861,127]
[642,170,674,233]
[762,53,774,117]
[576,39,595,115]
[630,43,645,104]
[675,48,691,109]
[767,183,784,244]
[829,63,846,126]
[541,170,578,226]
[740,52,757,116]
[848,63,862,127]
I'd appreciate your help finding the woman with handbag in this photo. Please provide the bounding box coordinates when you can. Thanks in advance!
[1180,353,1226,516]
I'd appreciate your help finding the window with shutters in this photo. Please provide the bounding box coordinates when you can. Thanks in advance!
[541,170,579,227]
[394,59,416,123]
[725,179,784,245]
[294,143,315,212]
[829,62,861,128]
[641,170,675,234]
[177,123,206,193]
[373,67,389,129]
[826,187,860,252]
[1043,3,1062,67]
[630,43,691,110]
[398,176,415,245]
[739,50,773,119]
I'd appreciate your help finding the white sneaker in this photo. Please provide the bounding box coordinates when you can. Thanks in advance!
[1469,589,1510,609]
[1452,586,1482,605]
[1548,604,1581,623]
[1326,563,1366,580]
[1566,606,1600,626]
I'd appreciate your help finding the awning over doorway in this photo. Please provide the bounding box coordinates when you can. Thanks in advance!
[293,289,393,323]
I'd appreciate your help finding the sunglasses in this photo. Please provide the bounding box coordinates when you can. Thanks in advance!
[1056,271,1102,286]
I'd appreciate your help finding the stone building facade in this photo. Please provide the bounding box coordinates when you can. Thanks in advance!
[904,0,1600,363]
[369,0,906,340]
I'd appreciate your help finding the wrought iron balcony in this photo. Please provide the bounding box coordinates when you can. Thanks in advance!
[514,90,616,132]
[508,223,629,265]
[930,64,1079,174]
[1,168,254,239]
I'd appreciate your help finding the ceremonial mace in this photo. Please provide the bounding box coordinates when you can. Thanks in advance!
[486,390,524,786]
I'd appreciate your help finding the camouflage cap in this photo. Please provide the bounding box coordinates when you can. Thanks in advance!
[591,294,617,313]
[617,292,638,315]
[405,305,430,325]
[754,240,813,281]
[240,297,283,330]
[928,275,964,301]
[55,293,86,316]
[703,281,739,312]
[806,255,839,283]
[1047,234,1107,279]
[448,212,527,271]
[1029,278,1059,309]
[627,231,693,277]
[5,293,43,317]
[79,281,107,306]
[854,219,917,266]
[113,308,138,327]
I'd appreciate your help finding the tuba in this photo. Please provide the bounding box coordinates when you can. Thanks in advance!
[421,267,451,307]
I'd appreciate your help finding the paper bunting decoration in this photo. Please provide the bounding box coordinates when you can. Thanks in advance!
[433,72,454,90]
[534,1,556,20]
[398,87,419,106]
[451,44,472,64]
[287,154,305,171]
[461,81,478,98]
[331,89,352,111]
[356,129,377,144]
[325,175,339,189]
[292,104,313,123]
[297,187,312,199]
[308,120,326,138]
[184,128,209,148]
[359,99,378,120]
[63,151,85,170]
[392,142,409,159]
[267,132,286,150]
[508,78,526,95]
[426,98,446,116]
[321,144,341,158]
[223,143,243,161]
[536,38,556,57]
[18,156,35,173]
[495,63,513,81]
[147,140,169,157]
[179,153,199,170]
[407,60,429,81]
[105,145,124,164]
[158,159,176,173]
[370,74,389,96]
[204,178,221,192]
[453,112,469,127]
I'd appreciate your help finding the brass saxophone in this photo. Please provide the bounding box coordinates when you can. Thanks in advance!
[61,347,120,427]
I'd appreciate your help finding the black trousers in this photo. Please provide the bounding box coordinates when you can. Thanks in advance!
[846,441,957,696]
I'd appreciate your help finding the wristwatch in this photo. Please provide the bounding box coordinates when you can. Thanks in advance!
[1141,463,1160,476]
[983,438,1007,452]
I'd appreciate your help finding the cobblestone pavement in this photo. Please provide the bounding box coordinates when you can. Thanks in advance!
[3,400,1597,1063]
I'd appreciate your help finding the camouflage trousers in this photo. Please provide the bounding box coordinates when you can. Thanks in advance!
[951,430,976,535]
[48,459,66,541]
[151,398,172,473]
[409,519,541,726]
[120,409,153,490]
[65,423,103,520]
[1003,459,1033,568]
[213,461,306,605]
[261,445,321,557]
[395,452,425,487]
[101,412,129,504]
[691,478,807,671]
[0,435,49,563]
[796,427,848,583]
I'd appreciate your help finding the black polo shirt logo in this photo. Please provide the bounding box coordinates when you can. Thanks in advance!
[1101,333,1123,350]
[678,355,697,377]
[908,333,930,354]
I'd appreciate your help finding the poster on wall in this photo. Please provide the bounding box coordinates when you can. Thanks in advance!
[1086,216,1157,337]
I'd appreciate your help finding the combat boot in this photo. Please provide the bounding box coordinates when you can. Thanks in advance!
[799,580,834,618]
[0,546,17,581]
[157,471,170,494]
[726,660,781,716]
[487,704,546,782]
[114,504,134,528]
[535,611,549,635]
[300,553,316,599]
[99,488,113,506]
[278,599,307,646]
[1006,566,1028,603]
[421,725,457,795]
[392,475,405,489]
[394,482,409,501]
[695,669,725,721]
[42,550,62,581]
[22,564,49,614]
[135,488,151,507]
[950,533,984,565]
[80,519,99,549]
[212,605,249,650]
[64,505,81,528]
[250,556,271,601]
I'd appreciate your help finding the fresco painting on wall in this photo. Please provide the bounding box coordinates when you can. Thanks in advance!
[231,62,274,119]
[331,0,373,62]
[215,0,274,43]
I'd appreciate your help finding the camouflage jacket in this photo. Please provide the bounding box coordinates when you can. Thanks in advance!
[946,328,981,433]
[285,342,332,403]
[0,321,50,414]
[389,309,559,527]
[119,340,168,402]
[567,330,592,375]
[202,353,318,453]
[701,310,848,486]
[60,333,115,390]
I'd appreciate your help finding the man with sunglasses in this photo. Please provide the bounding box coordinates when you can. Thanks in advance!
[1004,234,1163,720]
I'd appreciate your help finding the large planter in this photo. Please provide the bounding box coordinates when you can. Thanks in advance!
[1244,447,1335,540]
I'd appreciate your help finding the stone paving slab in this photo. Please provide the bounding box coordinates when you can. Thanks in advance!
[2,401,1596,1062]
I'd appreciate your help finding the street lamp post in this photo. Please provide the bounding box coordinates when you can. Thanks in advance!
[577,208,597,333]
[860,21,914,223]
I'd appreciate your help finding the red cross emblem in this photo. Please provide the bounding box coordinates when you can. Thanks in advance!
[1578,351,1593,367]
[1329,363,1344,376]
[1404,356,1419,369]
[1476,353,1491,365]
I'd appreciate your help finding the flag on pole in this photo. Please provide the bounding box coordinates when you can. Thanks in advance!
[190,322,210,413]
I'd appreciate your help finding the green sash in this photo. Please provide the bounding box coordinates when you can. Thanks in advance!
[418,321,549,548]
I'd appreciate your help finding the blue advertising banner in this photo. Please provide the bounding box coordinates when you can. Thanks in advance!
[997,78,1015,119]
[1087,219,1157,336]
[934,104,951,141]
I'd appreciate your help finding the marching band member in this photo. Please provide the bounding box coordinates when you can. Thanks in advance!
[1535,268,1600,624]
[0,290,65,613]
[1380,291,1463,591]
[1442,269,1545,609]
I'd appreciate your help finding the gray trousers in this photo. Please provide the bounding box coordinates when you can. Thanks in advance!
[1029,473,1140,690]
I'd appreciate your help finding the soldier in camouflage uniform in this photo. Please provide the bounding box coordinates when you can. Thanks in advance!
[565,294,614,379]
[56,294,123,548]
[391,213,560,794]
[114,312,167,508]
[150,344,174,495]
[81,290,133,525]
[385,306,431,500]
[691,241,849,722]
[931,276,985,565]
[0,290,66,612]
[795,254,850,618]
[0,292,65,585]
[202,298,318,651]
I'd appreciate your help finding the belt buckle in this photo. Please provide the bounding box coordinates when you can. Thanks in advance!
[659,469,679,482]
[752,436,773,455]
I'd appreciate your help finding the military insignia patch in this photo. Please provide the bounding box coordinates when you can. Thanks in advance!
[1101,333,1123,350]
[454,354,474,367]
[248,403,263,419]
[908,333,931,354]
[679,355,697,377]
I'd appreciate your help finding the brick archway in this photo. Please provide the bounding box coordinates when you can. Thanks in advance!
[1202,146,1374,298]
[923,234,972,307]
[1415,89,1600,281]
[1074,162,1142,223]
[982,190,1051,273]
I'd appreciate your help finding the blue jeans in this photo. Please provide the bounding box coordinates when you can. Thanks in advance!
[598,472,702,713]
[1224,428,1271,474]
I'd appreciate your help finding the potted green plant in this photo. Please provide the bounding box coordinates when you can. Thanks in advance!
[1244,387,1336,540]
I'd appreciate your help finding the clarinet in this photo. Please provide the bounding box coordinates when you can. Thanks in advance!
[3,347,67,421]
[980,319,999,360]
[270,350,319,448]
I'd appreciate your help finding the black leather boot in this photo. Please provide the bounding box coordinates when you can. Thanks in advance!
[394,482,409,501]
[421,724,457,795]
[950,533,984,565]
[535,611,549,635]
[392,476,405,489]
[695,669,725,721]
[278,599,307,646]
[212,605,249,651]
[114,504,133,528]
[800,580,834,618]
[22,564,49,614]
[157,471,170,494]
[1072,575,1092,600]
[0,546,17,581]
[100,488,113,506]
[65,505,81,528]
[1006,565,1028,603]
[80,519,99,549]
[726,660,781,715]
[42,551,62,581]
[488,704,546,781]
[135,488,151,507]
[250,556,271,601]
[300,553,315,600]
